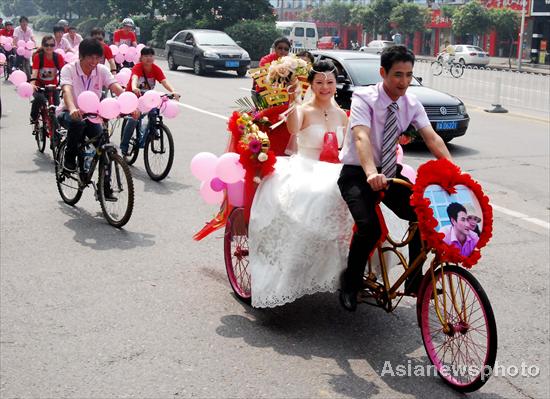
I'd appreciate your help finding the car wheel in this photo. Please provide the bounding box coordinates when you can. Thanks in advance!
[193,58,204,75]
[236,67,247,77]
[167,53,178,71]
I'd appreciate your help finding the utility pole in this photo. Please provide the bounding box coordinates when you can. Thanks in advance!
[518,0,526,71]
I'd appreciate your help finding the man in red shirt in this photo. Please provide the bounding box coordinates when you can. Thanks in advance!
[91,27,116,73]
[259,37,291,67]
[29,35,65,126]
[0,19,14,37]
[113,18,137,47]
[120,47,179,155]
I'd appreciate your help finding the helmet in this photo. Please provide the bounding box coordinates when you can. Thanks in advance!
[122,18,134,27]
[57,19,69,27]
[4,19,13,26]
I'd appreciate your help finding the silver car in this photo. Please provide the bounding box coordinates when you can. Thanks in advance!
[359,40,395,55]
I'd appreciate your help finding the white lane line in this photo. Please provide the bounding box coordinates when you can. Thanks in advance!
[177,102,228,121]
[239,87,251,91]
[491,204,549,230]
[178,101,550,231]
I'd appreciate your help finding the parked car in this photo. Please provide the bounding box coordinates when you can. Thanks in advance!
[359,40,395,55]
[311,50,470,143]
[437,45,490,66]
[165,29,251,77]
[276,21,318,50]
[317,36,337,50]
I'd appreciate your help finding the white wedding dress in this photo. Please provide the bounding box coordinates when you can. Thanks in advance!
[248,124,408,308]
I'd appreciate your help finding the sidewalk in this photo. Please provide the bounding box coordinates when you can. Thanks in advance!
[416,55,550,75]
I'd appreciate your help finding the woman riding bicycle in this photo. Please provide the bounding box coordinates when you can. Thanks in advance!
[120,46,179,156]
[29,35,65,128]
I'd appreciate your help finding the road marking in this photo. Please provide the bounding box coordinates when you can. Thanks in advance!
[491,203,549,230]
[176,102,228,121]
[176,101,549,231]
[239,87,251,92]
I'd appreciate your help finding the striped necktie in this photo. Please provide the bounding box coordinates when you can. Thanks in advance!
[381,102,399,178]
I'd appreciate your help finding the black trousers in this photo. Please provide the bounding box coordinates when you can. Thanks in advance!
[337,164,422,293]
[30,90,60,121]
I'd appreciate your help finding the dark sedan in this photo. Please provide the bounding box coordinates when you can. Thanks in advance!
[312,50,469,143]
[166,29,251,77]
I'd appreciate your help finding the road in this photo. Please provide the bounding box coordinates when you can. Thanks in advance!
[1,62,549,398]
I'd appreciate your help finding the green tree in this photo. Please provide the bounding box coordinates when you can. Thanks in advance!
[1,0,37,17]
[226,20,279,61]
[489,7,520,66]
[365,0,402,39]
[350,4,376,37]
[390,3,430,36]
[451,0,491,43]
[311,1,352,25]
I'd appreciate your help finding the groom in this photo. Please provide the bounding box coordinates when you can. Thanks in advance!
[337,45,452,311]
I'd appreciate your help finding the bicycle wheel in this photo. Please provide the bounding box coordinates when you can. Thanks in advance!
[224,207,251,304]
[55,141,83,205]
[34,112,48,152]
[450,63,464,78]
[431,61,443,76]
[98,153,134,228]
[143,123,174,181]
[119,118,139,165]
[418,265,497,392]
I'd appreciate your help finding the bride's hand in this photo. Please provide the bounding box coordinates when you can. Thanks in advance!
[287,77,301,103]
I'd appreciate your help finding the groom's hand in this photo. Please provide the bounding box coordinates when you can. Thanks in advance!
[367,173,387,191]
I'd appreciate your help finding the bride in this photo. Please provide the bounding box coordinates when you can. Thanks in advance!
[249,60,405,308]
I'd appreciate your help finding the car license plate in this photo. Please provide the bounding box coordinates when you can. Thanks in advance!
[436,121,458,130]
[479,53,484,57]
[225,60,239,67]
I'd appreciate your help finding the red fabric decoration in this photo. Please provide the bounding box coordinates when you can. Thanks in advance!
[410,158,493,268]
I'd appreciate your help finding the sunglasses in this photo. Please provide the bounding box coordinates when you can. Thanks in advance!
[276,46,290,51]
[43,43,55,47]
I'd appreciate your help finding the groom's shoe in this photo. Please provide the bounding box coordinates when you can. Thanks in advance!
[339,289,357,312]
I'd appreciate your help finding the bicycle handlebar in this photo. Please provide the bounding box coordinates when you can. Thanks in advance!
[386,178,414,190]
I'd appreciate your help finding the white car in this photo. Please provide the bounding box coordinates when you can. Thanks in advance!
[359,40,394,55]
[437,45,490,66]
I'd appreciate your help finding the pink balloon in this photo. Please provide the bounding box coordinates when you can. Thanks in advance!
[98,97,121,119]
[137,95,153,113]
[55,48,66,58]
[17,40,25,48]
[0,53,6,63]
[190,152,218,181]
[132,52,141,64]
[114,53,125,64]
[9,70,27,86]
[199,181,224,205]
[115,71,130,86]
[0,67,3,76]
[160,100,180,119]
[25,40,34,50]
[142,90,162,109]
[126,46,136,57]
[136,43,145,52]
[17,82,33,98]
[210,177,226,192]
[24,49,32,59]
[227,180,244,207]
[64,52,74,63]
[396,144,404,164]
[3,43,13,51]
[109,44,119,56]
[118,44,129,55]
[77,91,100,113]
[400,163,417,184]
[16,46,25,56]
[117,92,139,114]
[215,152,245,184]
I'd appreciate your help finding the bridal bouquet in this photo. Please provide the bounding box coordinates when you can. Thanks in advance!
[267,54,310,86]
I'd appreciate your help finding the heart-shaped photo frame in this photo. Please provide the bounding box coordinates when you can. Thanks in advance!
[410,159,493,268]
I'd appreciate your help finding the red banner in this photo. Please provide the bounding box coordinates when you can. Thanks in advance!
[483,0,529,12]
[429,10,452,29]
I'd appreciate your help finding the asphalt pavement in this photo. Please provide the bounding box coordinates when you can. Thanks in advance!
[1,62,549,398]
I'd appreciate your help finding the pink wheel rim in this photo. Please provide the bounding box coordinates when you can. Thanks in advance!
[421,270,491,387]
[224,208,251,299]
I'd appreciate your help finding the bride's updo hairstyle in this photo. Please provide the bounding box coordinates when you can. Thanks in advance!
[307,60,338,83]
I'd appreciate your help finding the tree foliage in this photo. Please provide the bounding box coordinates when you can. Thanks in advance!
[451,1,491,37]
[390,3,430,35]
[489,7,520,41]
[1,0,37,17]
[311,1,352,25]
[225,20,279,61]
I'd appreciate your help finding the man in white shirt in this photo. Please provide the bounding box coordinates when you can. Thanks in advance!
[53,25,73,52]
[12,16,35,78]
[338,45,452,311]
[63,26,82,49]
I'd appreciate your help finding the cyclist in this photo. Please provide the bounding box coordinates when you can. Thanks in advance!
[0,20,15,72]
[63,26,82,49]
[53,25,73,53]
[0,19,14,38]
[58,38,124,177]
[113,18,137,47]
[90,27,116,73]
[120,46,179,156]
[442,41,455,67]
[337,45,452,311]
[12,16,35,79]
[29,35,65,132]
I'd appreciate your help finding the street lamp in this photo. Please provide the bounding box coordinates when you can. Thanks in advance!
[518,0,526,71]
